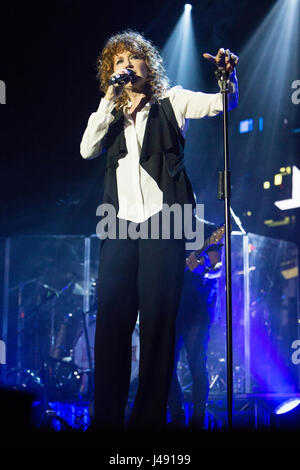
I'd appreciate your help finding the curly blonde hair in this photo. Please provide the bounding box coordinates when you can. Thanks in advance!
[96,30,170,109]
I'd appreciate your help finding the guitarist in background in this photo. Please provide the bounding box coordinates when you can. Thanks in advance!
[168,224,224,430]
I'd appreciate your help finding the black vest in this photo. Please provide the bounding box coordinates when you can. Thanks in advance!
[101,97,195,215]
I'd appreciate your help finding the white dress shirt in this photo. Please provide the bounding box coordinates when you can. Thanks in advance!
[80,74,238,223]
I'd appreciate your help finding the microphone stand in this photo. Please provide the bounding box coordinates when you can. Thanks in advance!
[215,67,233,429]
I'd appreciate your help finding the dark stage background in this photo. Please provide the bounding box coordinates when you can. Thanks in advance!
[0,0,300,441]
[1,0,298,248]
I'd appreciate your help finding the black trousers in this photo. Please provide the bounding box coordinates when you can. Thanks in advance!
[94,218,186,431]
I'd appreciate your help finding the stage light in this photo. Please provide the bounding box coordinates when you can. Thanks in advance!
[274,174,282,186]
[273,397,300,430]
[281,266,299,280]
[237,0,299,116]
[264,217,290,226]
[239,119,253,134]
[275,398,300,415]
[232,0,299,222]
[162,1,200,90]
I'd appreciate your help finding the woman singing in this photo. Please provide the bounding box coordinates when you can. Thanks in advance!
[80,30,238,431]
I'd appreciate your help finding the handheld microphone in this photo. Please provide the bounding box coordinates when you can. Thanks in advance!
[108,69,135,86]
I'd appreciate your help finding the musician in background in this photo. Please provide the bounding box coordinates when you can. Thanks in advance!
[168,225,224,430]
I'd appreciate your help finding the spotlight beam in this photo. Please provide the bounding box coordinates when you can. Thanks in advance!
[162,3,201,90]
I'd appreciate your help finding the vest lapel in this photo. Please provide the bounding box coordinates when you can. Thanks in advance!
[140,98,185,178]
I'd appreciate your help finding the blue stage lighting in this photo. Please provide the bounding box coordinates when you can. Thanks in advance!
[239,119,253,134]
[162,1,199,90]
[233,0,299,182]
[274,397,300,415]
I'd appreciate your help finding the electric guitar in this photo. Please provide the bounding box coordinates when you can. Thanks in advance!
[185,224,225,273]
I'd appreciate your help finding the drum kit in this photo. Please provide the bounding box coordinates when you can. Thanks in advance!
[6,273,141,404]
[5,255,244,406]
